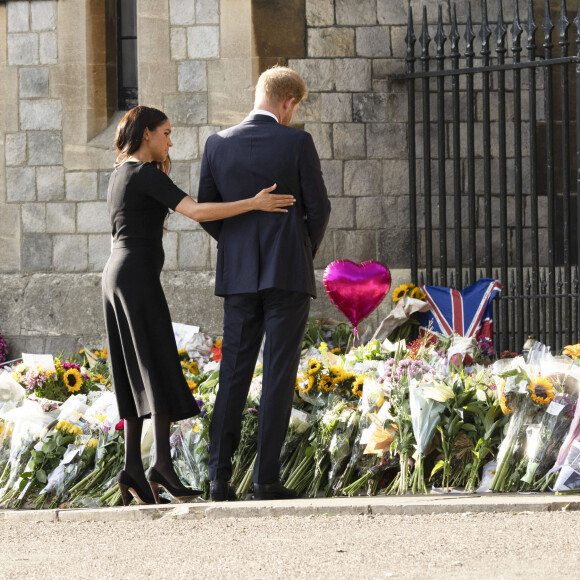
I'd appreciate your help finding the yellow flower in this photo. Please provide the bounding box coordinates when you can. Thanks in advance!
[563,344,580,360]
[213,338,223,348]
[63,368,83,393]
[328,365,346,382]
[351,375,365,397]
[308,359,322,376]
[178,349,187,357]
[318,375,335,392]
[297,373,315,393]
[187,380,198,394]
[331,347,341,354]
[95,413,107,423]
[79,349,85,355]
[87,438,98,448]
[192,423,200,433]
[318,342,328,355]
[410,286,425,300]
[101,347,108,359]
[497,380,511,415]
[392,285,408,303]
[528,376,555,406]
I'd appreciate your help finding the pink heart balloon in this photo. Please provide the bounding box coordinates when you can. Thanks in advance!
[323,260,391,333]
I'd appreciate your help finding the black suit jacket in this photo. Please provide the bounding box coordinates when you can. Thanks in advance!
[197,113,331,298]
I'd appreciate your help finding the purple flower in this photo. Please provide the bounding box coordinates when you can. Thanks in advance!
[196,398,204,410]
[201,410,207,418]
[248,408,259,414]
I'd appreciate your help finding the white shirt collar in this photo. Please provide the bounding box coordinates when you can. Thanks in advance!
[252,109,279,123]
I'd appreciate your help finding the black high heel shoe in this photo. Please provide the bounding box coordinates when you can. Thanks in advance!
[117,470,157,506]
[147,467,203,503]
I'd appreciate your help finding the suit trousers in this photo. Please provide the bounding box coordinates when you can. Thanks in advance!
[208,288,311,484]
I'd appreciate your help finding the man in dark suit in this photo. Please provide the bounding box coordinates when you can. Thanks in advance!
[198,66,331,501]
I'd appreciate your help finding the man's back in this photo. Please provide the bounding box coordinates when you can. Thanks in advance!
[198,113,330,298]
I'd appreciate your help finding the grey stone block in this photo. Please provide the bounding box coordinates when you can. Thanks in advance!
[170,127,199,161]
[356,196,389,229]
[187,26,220,59]
[39,31,57,64]
[379,228,411,269]
[190,160,201,193]
[377,0,409,25]
[7,1,29,32]
[20,100,62,131]
[46,202,75,233]
[98,172,112,200]
[53,235,88,272]
[383,160,411,195]
[170,0,196,25]
[353,93,389,123]
[170,28,188,60]
[22,234,52,271]
[37,166,65,201]
[328,197,355,229]
[355,26,390,57]
[321,93,352,123]
[372,59,408,93]
[178,231,209,269]
[336,0,377,25]
[308,27,355,58]
[389,26,407,59]
[366,123,407,159]
[292,93,321,124]
[8,33,39,66]
[334,230,377,261]
[344,160,382,196]
[167,210,200,231]
[31,1,57,31]
[44,337,79,359]
[306,0,335,26]
[165,94,207,125]
[334,58,371,92]
[0,275,27,333]
[6,167,36,202]
[333,123,366,160]
[66,172,98,202]
[178,61,207,92]
[169,162,191,193]
[287,59,334,92]
[162,232,179,270]
[320,159,343,197]
[28,132,63,165]
[198,126,220,153]
[312,234,335,270]
[304,123,332,159]
[19,67,49,98]
[196,0,219,24]
[88,234,112,272]
[0,206,21,273]
[5,133,27,166]
[77,202,110,233]
[22,203,46,233]
[6,337,46,360]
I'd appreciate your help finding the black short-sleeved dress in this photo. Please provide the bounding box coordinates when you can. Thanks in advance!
[102,161,200,421]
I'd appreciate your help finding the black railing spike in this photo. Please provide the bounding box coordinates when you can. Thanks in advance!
[405,1,416,58]
[497,0,507,51]
[480,0,491,55]
[559,0,570,45]
[435,5,447,55]
[450,3,460,54]
[527,0,537,48]
[420,5,431,57]
[542,0,554,47]
[465,2,476,55]
[512,0,523,51]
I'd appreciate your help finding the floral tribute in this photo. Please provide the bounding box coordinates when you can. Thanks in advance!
[2,324,580,509]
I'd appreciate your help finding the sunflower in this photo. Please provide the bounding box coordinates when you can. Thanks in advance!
[63,368,83,393]
[187,379,198,394]
[331,347,341,354]
[308,359,322,375]
[328,365,346,382]
[391,285,408,303]
[410,286,425,300]
[497,380,511,415]
[351,375,365,397]
[297,374,315,393]
[528,376,555,406]
[563,344,580,360]
[318,375,335,392]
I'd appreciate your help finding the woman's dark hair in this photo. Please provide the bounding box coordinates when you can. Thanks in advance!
[114,106,171,174]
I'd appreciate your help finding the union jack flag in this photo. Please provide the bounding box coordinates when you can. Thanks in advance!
[417,278,502,339]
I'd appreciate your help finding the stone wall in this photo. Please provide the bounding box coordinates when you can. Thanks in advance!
[1,0,545,358]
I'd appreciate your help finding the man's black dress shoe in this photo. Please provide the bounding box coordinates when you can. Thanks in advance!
[210,480,238,502]
[252,482,298,500]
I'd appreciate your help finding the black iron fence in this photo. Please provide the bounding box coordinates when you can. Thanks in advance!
[394,0,580,352]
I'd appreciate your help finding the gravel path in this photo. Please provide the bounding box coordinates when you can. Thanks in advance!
[0,511,578,579]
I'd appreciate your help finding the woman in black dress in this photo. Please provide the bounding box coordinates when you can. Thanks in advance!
[102,106,294,505]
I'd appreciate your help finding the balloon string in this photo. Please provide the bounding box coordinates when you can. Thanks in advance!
[353,326,358,337]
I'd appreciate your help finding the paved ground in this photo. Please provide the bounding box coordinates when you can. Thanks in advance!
[0,494,578,579]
